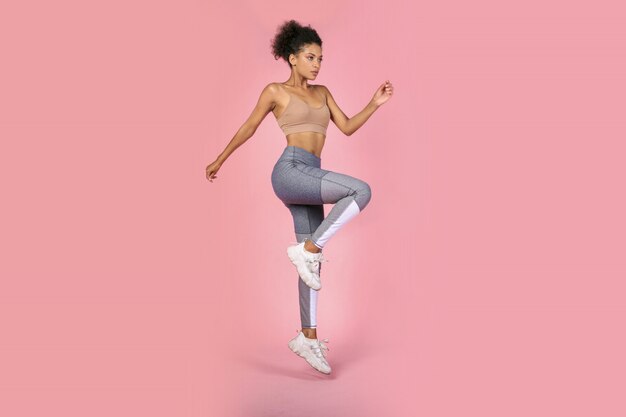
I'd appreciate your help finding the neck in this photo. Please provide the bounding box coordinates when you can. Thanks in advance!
[284,71,310,89]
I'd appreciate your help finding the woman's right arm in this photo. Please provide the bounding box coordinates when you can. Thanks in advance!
[206,83,277,182]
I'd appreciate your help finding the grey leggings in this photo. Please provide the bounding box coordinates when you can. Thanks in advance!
[271,145,372,328]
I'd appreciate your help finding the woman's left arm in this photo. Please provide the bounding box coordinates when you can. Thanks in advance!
[323,80,393,136]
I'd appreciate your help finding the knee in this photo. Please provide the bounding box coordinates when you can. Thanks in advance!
[354,181,372,210]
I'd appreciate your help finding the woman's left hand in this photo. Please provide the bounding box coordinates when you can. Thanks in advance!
[371,80,394,107]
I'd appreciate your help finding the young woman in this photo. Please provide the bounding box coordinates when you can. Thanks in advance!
[205,20,393,374]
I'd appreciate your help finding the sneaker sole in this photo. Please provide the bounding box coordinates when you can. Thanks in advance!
[287,341,331,375]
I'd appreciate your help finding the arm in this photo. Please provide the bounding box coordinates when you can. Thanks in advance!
[321,81,393,137]
[345,101,379,137]
[214,83,277,164]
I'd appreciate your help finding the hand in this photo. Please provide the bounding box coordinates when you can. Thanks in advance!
[371,80,394,107]
[205,160,222,182]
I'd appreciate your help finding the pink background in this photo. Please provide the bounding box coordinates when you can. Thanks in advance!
[1,0,625,416]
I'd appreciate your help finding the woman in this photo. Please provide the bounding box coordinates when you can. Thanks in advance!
[205,20,393,374]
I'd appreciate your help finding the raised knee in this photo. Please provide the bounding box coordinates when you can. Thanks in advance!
[354,182,371,210]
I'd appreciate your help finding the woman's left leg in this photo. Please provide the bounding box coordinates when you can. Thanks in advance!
[285,203,324,339]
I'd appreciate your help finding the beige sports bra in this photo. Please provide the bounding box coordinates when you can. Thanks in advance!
[275,86,330,136]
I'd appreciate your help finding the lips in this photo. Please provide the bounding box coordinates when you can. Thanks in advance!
[312,71,318,75]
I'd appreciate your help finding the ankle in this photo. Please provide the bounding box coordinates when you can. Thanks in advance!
[303,239,321,254]
[302,328,317,339]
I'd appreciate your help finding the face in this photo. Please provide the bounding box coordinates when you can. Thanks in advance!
[289,43,323,78]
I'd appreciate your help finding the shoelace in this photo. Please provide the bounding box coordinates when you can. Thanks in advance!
[291,242,330,270]
[310,338,330,359]
[306,253,328,271]
[295,329,330,359]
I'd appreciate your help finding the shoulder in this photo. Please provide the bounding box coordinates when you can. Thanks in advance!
[314,84,328,94]
[262,82,290,99]
[262,82,280,95]
[256,83,285,109]
[314,84,332,99]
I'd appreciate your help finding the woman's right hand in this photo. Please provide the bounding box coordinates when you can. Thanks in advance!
[205,160,222,182]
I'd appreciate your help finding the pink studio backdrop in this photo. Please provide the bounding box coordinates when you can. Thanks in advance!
[1,1,625,416]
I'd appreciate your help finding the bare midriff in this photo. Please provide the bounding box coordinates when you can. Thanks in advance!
[286,132,325,158]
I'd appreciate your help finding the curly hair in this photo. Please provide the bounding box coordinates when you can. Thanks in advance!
[270,19,322,69]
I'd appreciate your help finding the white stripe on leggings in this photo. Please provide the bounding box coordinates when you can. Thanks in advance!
[313,198,361,248]
[309,287,317,327]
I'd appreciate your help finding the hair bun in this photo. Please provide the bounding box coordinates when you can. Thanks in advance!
[270,19,322,69]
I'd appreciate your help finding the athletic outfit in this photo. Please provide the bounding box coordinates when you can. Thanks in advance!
[271,85,372,332]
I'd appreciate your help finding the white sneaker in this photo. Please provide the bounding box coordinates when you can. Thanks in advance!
[286,241,328,290]
[287,330,332,374]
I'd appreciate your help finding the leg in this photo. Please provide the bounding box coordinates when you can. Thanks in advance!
[272,150,372,251]
[285,203,325,339]
[309,170,372,250]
